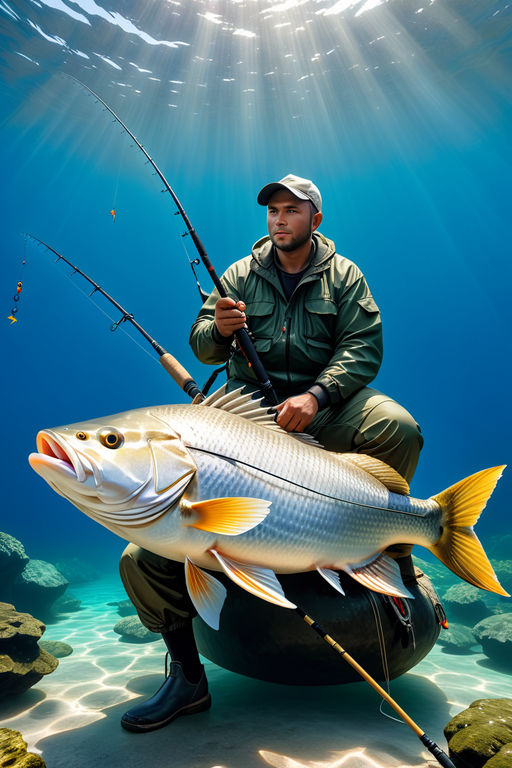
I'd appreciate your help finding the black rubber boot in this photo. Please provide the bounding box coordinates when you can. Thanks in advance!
[121,659,211,733]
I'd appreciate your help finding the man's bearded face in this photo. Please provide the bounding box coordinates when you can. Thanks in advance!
[267,190,315,253]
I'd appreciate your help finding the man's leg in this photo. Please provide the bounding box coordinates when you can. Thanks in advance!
[308,386,423,483]
[118,544,210,732]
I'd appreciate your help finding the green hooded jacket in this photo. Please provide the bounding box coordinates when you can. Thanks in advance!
[189,232,383,405]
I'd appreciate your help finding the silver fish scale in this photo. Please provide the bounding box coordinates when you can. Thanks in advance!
[152,405,441,573]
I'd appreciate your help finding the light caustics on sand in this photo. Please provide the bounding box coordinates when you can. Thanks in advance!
[3,587,512,766]
[260,747,415,768]
[1,593,160,745]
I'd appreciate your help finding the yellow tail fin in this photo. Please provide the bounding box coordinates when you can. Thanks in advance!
[429,465,509,596]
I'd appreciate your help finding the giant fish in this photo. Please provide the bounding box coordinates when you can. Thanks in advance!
[29,386,508,629]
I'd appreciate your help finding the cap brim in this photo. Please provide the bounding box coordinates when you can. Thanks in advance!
[257,182,310,206]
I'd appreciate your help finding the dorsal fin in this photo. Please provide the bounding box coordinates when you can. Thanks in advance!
[200,384,322,446]
[338,454,410,495]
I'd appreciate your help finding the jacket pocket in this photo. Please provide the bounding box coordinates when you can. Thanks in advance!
[245,300,278,342]
[304,297,337,346]
[304,298,337,315]
[253,337,273,353]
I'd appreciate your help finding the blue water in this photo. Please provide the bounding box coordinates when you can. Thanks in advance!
[1,0,511,566]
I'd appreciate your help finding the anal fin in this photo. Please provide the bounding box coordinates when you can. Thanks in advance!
[185,556,227,630]
[343,553,413,599]
[316,567,345,596]
[209,549,296,609]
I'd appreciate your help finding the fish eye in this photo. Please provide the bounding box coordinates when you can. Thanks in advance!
[76,432,88,441]
[99,429,124,449]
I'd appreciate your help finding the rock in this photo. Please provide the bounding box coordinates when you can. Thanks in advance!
[0,603,58,699]
[53,557,101,584]
[485,744,512,767]
[50,593,81,615]
[106,600,136,616]
[116,599,137,617]
[493,561,512,598]
[10,560,68,617]
[113,616,158,643]
[0,533,29,588]
[444,698,512,767]
[442,583,492,625]
[473,614,512,667]
[39,641,73,658]
[0,728,46,767]
[437,623,477,653]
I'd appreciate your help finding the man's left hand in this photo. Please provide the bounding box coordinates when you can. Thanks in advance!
[274,393,319,432]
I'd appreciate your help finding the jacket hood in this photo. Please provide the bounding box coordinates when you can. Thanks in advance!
[251,231,336,270]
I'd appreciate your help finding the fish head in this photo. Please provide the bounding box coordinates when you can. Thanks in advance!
[28,407,196,527]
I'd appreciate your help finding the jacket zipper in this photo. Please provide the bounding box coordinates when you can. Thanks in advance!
[284,314,291,390]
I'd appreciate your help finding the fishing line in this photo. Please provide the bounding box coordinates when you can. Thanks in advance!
[180,237,209,303]
[27,234,202,399]
[187,445,432,518]
[62,271,160,368]
[365,591,405,725]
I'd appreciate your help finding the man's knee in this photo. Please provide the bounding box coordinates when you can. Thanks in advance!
[119,543,150,579]
[120,543,176,574]
[383,402,423,451]
[363,401,422,448]
[356,400,423,482]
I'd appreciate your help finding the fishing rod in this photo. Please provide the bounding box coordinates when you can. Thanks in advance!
[67,74,279,406]
[296,608,456,768]
[26,234,203,402]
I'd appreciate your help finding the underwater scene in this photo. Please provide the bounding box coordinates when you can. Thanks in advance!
[1,1,512,766]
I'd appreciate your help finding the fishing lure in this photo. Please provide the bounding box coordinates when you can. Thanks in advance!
[8,242,27,324]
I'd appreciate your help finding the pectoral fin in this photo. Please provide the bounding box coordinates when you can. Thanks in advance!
[343,553,413,599]
[209,549,296,609]
[316,567,345,596]
[180,497,271,535]
[185,556,227,630]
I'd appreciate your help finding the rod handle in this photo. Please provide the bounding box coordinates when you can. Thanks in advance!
[419,735,456,768]
[159,353,203,401]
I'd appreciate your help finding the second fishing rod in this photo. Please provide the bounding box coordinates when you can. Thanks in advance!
[68,75,278,407]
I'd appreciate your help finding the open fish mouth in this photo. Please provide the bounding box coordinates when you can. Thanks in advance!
[29,430,86,482]
[29,429,196,521]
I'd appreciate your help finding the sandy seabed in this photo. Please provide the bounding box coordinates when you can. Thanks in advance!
[1,576,511,768]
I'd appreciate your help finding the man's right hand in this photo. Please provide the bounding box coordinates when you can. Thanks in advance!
[214,297,247,338]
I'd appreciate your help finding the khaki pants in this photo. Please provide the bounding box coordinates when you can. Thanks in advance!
[120,386,423,633]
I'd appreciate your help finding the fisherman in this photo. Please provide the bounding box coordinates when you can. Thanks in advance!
[119,174,423,733]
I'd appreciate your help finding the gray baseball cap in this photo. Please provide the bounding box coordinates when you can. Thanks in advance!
[257,174,322,213]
